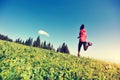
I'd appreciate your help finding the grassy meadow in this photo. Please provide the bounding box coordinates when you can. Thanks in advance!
[0,40,120,80]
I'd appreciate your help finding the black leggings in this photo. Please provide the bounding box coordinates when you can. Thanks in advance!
[78,41,87,52]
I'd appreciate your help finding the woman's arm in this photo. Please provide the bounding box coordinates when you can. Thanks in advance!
[77,31,81,39]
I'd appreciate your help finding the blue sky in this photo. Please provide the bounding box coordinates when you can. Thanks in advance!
[0,0,120,63]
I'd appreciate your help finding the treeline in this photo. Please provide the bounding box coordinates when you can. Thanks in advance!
[15,36,55,51]
[0,33,70,54]
[0,34,13,42]
[57,43,69,54]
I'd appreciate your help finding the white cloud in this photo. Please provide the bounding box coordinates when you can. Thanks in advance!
[38,30,50,37]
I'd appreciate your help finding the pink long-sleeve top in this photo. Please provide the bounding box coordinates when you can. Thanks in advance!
[79,29,87,42]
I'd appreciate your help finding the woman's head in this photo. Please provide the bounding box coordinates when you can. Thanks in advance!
[80,24,84,30]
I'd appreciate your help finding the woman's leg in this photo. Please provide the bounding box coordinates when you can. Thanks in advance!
[83,42,89,51]
[78,41,82,57]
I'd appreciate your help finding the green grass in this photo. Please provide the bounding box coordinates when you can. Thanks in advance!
[0,40,120,80]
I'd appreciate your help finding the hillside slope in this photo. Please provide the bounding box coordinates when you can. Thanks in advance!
[0,40,120,80]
